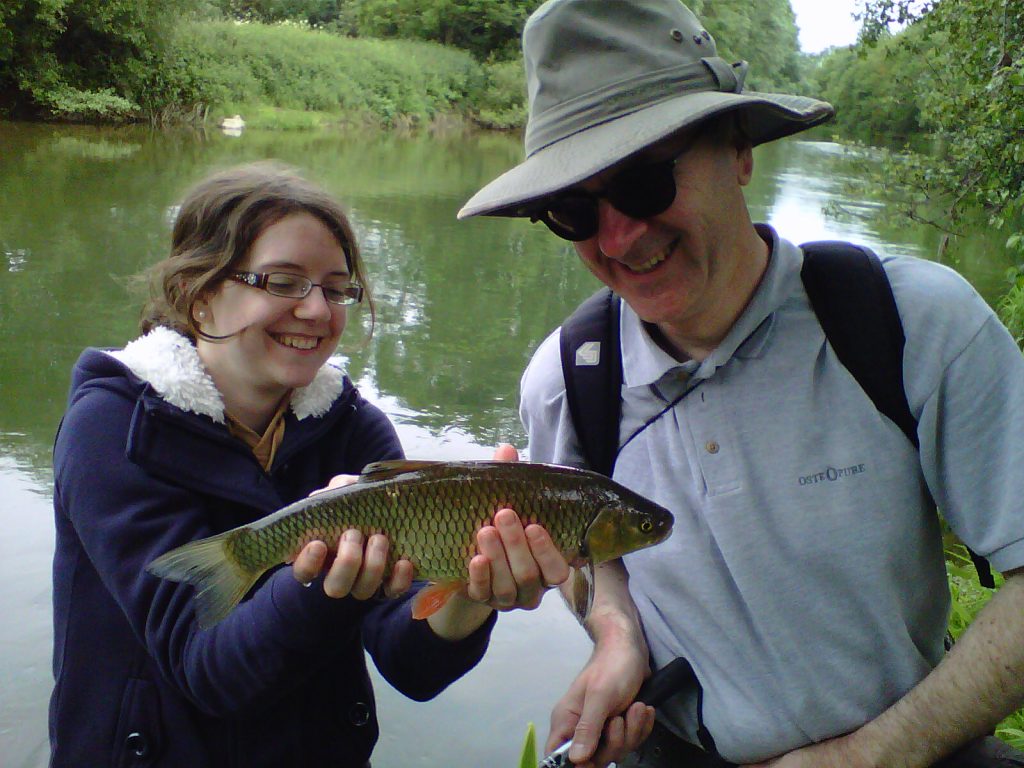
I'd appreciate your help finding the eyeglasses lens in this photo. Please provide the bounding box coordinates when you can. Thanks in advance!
[265,273,308,297]
[322,284,363,305]
[537,158,679,242]
[544,196,599,241]
[607,160,678,220]
[264,273,361,305]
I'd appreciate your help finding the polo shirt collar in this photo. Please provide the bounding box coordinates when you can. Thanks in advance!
[621,225,804,389]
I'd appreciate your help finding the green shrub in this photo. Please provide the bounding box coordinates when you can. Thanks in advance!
[38,85,139,121]
[475,57,526,130]
[163,21,487,127]
[997,266,1024,351]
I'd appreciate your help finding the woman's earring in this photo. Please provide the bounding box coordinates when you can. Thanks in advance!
[197,309,207,321]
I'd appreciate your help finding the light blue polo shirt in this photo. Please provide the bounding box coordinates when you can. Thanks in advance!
[520,226,1024,764]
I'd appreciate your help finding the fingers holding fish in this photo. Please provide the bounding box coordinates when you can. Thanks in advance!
[381,558,414,599]
[308,473,358,496]
[290,539,328,585]
[322,530,410,600]
[492,442,519,462]
[468,508,568,611]
[495,508,542,607]
[524,521,572,588]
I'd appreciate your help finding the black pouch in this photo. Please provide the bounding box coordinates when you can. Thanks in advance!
[933,737,1024,768]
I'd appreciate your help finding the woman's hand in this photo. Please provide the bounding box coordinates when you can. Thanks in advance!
[289,474,414,600]
[427,444,572,640]
[469,443,570,611]
[466,505,570,612]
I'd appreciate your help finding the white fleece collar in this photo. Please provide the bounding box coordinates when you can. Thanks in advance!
[107,326,346,424]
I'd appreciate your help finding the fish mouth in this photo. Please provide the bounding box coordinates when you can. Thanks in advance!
[270,332,321,351]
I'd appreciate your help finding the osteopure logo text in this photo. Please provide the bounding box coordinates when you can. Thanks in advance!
[798,463,867,486]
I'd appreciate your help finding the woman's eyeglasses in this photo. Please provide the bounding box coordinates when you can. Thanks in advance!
[529,141,696,242]
[231,271,363,305]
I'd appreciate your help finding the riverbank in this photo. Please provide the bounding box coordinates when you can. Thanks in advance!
[14,20,527,132]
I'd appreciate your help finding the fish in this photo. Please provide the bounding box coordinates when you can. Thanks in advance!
[146,460,674,629]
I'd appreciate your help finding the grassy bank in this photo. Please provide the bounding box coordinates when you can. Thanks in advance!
[144,21,525,130]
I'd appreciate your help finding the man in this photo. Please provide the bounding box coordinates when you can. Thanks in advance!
[458,1,1024,767]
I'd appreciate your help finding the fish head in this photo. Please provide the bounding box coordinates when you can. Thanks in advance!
[583,503,674,565]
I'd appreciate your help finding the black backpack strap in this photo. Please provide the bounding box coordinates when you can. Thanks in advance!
[801,241,995,588]
[800,241,919,447]
[559,287,623,477]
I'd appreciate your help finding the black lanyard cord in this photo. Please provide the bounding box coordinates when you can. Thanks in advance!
[616,378,706,463]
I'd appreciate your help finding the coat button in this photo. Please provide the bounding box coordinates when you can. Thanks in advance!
[349,701,370,726]
[125,732,149,757]
[705,440,720,454]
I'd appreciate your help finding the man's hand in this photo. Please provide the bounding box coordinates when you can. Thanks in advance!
[546,623,655,767]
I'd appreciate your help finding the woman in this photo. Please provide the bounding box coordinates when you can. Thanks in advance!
[49,162,565,767]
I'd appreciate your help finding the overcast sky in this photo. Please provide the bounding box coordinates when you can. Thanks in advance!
[790,0,863,53]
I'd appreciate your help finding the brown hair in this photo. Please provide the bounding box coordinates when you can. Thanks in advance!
[140,161,374,341]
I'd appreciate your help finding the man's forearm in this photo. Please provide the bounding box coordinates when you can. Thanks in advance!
[584,559,650,664]
[848,570,1024,768]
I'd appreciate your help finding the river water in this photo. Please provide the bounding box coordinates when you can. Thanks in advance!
[0,121,1014,767]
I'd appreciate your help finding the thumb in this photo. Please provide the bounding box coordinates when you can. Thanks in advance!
[567,715,604,765]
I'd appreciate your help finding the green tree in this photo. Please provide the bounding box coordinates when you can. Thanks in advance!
[808,32,925,139]
[213,0,345,25]
[346,0,542,60]
[857,0,1024,257]
[690,0,805,92]
[0,0,197,120]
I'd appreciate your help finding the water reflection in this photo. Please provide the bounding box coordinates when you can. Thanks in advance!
[0,120,1016,767]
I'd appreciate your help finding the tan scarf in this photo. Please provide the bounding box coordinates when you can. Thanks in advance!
[225,396,291,472]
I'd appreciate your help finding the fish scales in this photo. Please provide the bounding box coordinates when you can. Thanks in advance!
[147,460,674,628]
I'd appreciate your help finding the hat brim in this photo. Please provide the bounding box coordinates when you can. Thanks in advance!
[458,90,834,220]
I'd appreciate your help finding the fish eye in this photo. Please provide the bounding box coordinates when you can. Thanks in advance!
[640,518,653,533]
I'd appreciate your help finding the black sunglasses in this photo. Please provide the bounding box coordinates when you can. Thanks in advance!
[529,141,698,242]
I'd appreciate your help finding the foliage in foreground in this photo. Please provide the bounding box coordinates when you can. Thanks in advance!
[946,541,1024,748]
[997,266,1024,351]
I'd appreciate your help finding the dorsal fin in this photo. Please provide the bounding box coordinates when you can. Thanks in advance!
[358,459,442,482]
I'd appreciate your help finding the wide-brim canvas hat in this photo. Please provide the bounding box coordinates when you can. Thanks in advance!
[459,0,835,220]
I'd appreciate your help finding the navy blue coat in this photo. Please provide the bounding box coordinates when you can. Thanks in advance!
[50,338,495,767]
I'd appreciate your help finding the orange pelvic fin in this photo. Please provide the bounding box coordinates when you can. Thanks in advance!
[411,580,465,619]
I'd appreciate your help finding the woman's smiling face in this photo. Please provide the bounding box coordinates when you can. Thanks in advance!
[196,211,351,422]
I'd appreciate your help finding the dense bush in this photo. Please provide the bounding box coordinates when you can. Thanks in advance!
[474,58,526,130]
[163,21,487,127]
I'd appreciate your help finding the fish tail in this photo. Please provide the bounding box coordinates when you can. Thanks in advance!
[146,530,262,629]
[411,580,466,620]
